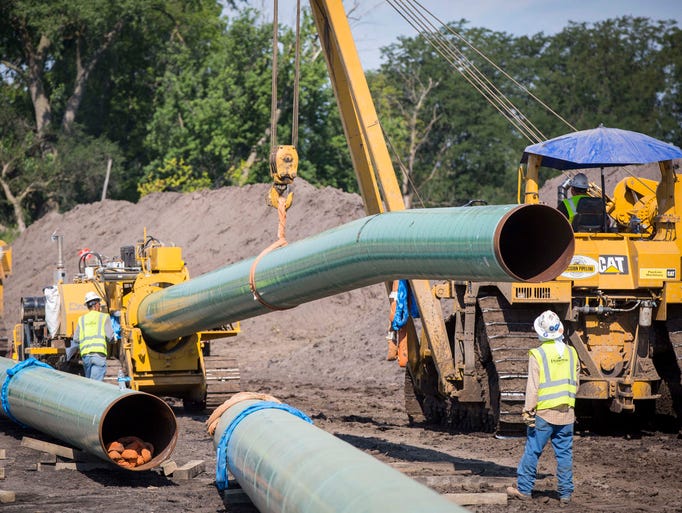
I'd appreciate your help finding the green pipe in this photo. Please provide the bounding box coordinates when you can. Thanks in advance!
[0,357,177,471]
[210,396,470,513]
[139,204,573,342]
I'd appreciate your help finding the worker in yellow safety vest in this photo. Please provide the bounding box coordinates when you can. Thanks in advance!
[557,172,589,224]
[72,291,115,381]
[507,310,580,508]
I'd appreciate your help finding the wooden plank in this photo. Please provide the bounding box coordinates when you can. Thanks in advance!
[172,460,205,480]
[415,475,511,491]
[388,461,460,473]
[39,452,57,464]
[0,467,5,479]
[55,462,112,471]
[0,490,16,503]
[161,460,178,476]
[443,492,508,506]
[21,437,81,460]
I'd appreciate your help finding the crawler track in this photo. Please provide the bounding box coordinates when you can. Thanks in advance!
[477,293,544,433]
[655,306,682,426]
[204,356,240,409]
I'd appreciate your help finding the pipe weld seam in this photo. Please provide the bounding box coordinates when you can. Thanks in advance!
[1,358,53,427]
[215,401,313,491]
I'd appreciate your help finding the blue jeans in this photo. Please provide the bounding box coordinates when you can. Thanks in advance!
[517,415,574,499]
[82,353,107,381]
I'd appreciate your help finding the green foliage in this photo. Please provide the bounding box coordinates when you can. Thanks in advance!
[0,1,680,231]
[370,17,682,206]
[142,8,354,192]
[138,157,211,195]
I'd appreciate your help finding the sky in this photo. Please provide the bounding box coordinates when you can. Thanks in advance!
[231,0,682,70]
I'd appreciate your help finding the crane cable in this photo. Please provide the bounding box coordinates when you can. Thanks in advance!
[389,1,657,202]
[386,0,578,143]
[249,0,302,311]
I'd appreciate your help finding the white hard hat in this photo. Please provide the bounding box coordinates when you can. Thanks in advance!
[534,310,564,340]
[84,291,102,305]
[569,172,589,190]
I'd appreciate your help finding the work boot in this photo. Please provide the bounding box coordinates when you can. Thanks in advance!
[386,340,398,361]
[506,486,531,501]
[559,496,571,507]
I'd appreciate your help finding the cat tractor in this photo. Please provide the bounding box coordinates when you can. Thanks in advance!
[309,0,682,432]
[12,232,240,411]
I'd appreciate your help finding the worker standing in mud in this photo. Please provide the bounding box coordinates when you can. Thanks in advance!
[507,310,580,507]
[71,291,115,380]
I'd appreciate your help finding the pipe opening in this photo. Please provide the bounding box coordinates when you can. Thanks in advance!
[496,204,575,282]
[101,392,178,471]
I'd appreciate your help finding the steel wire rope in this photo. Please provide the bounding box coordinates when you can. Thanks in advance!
[408,0,577,134]
[387,1,661,215]
[388,0,543,143]
[389,0,538,140]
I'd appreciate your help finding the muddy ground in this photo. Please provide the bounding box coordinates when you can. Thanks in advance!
[1,180,681,512]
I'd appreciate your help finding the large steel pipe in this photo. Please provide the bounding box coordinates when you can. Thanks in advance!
[0,357,177,471]
[209,395,470,513]
[139,204,573,342]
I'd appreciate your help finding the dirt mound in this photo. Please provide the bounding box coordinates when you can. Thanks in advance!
[4,180,402,387]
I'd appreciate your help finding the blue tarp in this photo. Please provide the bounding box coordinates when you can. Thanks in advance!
[521,126,682,170]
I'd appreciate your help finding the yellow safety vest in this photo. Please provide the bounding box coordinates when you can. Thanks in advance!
[78,310,108,356]
[561,194,588,223]
[530,342,578,410]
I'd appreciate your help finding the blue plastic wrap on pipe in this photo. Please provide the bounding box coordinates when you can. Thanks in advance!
[139,204,574,342]
[210,395,471,513]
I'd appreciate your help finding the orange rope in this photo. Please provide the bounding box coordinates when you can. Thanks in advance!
[249,194,291,310]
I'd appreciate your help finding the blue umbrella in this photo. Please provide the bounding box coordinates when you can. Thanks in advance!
[521,126,682,170]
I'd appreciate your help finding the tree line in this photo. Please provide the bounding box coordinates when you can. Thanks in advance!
[1,0,680,234]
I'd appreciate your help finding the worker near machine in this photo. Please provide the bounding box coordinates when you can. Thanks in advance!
[507,310,580,507]
[72,291,115,381]
[557,172,589,224]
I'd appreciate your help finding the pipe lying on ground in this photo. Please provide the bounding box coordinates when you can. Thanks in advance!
[139,204,573,342]
[0,357,177,471]
[207,393,470,513]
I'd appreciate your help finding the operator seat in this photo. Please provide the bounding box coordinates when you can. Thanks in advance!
[571,197,605,232]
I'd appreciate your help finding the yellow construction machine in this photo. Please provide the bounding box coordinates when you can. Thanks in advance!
[12,232,240,411]
[0,239,11,356]
[309,0,682,432]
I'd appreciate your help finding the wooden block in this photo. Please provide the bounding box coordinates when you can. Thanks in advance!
[55,461,112,471]
[443,492,508,506]
[222,488,253,505]
[172,460,205,480]
[39,452,57,464]
[160,460,178,476]
[21,437,82,460]
[0,490,16,503]
[389,461,457,473]
[416,474,511,492]
[0,449,6,459]
[0,467,5,479]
